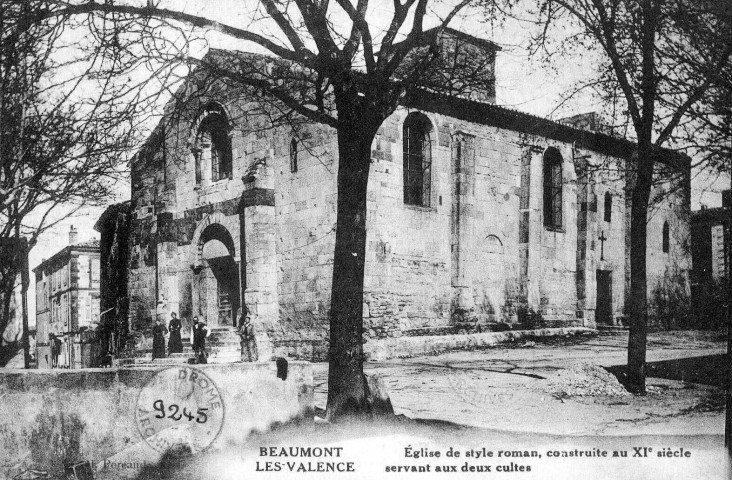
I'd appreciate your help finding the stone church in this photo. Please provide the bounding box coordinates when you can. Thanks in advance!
[99,29,691,361]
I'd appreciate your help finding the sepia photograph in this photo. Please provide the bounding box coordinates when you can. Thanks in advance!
[0,0,730,478]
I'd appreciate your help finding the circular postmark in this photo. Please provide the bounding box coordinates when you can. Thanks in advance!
[136,366,224,456]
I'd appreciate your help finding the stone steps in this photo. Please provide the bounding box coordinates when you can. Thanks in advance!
[120,327,244,367]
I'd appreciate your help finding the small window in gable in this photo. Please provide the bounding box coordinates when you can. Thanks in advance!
[290,138,298,173]
[403,112,432,206]
[604,192,612,223]
[662,221,670,253]
[543,147,563,229]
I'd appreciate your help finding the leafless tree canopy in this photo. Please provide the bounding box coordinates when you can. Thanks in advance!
[34,0,512,416]
[529,0,732,393]
[0,0,178,358]
[532,0,732,156]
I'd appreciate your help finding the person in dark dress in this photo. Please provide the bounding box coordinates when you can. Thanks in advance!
[152,319,168,359]
[50,334,61,367]
[238,316,258,362]
[191,317,209,362]
[167,312,183,354]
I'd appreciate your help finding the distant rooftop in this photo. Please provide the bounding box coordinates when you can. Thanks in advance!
[32,227,100,274]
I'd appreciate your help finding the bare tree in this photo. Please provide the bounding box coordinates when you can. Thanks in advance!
[41,0,507,418]
[531,0,732,393]
[0,1,169,365]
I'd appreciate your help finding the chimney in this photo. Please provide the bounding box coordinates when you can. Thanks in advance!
[69,225,78,245]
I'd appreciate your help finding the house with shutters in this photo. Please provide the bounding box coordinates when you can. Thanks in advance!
[34,227,101,368]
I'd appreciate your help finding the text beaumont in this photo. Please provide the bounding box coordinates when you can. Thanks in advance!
[260,446,344,457]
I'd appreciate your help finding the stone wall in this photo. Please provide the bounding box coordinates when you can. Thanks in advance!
[361,106,689,338]
[271,123,337,359]
[645,162,692,328]
[0,362,313,479]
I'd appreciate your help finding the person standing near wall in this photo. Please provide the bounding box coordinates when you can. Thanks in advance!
[50,334,61,367]
[238,315,258,362]
[151,318,167,360]
[167,312,183,354]
[191,317,209,363]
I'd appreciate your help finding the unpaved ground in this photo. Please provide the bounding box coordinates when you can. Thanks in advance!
[119,330,728,480]
[313,330,726,436]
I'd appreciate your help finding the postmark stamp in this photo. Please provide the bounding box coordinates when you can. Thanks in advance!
[136,366,224,456]
[447,371,514,407]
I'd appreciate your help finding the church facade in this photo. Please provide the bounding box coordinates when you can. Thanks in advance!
[118,31,691,361]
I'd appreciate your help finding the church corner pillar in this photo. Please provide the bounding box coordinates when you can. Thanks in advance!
[525,146,544,313]
[239,156,277,360]
[573,154,597,328]
[450,132,477,321]
[155,211,181,321]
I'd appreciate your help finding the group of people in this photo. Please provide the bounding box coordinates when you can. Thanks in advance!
[152,312,210,361]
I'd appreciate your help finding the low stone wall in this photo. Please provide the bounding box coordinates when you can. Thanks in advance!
[364,327,595,361]
[0,362,313,479]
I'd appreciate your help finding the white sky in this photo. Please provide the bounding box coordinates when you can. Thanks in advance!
[25,0,730,325]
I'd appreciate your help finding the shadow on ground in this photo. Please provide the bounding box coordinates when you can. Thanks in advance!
[605,354,726,388]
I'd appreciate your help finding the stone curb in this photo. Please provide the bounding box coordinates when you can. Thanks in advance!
[364,327,595,361]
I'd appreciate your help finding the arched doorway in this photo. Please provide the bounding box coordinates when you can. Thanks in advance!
[194,223,241,327]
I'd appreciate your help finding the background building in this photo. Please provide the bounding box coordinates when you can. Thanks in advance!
[690,189,730,328]
[34,226,101,368]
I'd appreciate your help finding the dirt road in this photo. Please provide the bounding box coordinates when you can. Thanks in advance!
[313,330,726,436]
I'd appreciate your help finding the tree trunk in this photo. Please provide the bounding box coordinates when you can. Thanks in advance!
[725,164,732,450]
[325,124,377,419]
[20,237,31,368]
[0,239,21,367]
[627,150,654,394]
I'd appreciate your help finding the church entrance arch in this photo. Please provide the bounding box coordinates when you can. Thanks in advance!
[191,222,241,328]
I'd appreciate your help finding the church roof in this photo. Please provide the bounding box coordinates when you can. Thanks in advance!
[692,205,730,224]
[403,89,690,169]
[134,33,689,171]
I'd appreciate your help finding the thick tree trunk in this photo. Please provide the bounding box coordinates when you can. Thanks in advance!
[726,168,732,450]
[627,150,654,394]
[325,124,380,420]
[0,238,21,365]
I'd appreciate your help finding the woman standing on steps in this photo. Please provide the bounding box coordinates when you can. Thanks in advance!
[151,318,168,360]
[168,312,183,354]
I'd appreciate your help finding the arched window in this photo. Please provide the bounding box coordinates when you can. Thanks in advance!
[662,221,670,253]
[403,112,432,206]
[543,147,563,229]
[193,103,232,185]
[604,192,612,223]
[290,138,298,173]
